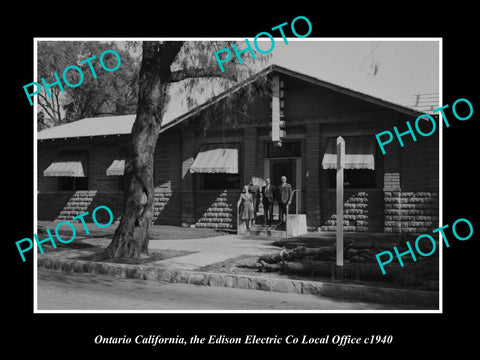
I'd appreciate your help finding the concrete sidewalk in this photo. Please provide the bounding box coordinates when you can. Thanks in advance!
[147,235,280,270]
[51,233,280,270]
[38,219,281,270]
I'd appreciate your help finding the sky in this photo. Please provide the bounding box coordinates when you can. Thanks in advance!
[267,39,440,108]
[37,39,441,126]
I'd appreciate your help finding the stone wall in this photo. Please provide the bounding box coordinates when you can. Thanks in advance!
[37,132,185,225]
[37,192,77,221]
[194,190,240,230]
[319,190,384,232]
[38,190,124,223]
[153,190,181,226]
[384,191,439,233]
[383,129,439,233]
[54,190,98,221]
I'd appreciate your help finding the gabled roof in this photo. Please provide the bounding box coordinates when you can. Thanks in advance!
[270,65,427,117]
[37,64,426,141]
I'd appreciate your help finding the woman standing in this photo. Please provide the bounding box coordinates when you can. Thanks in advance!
[239,185,254,230]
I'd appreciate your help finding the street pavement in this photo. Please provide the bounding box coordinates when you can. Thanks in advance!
[37,268,417,311]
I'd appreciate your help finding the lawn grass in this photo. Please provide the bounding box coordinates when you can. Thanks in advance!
[272,232,403,249]
[77,249,197,265]
[196,253,439,291]
[37,221,231,240]
[197,231,439,291]
[148,225,231,240]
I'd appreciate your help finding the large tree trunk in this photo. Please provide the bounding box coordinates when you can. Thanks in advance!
[103,42,184,259]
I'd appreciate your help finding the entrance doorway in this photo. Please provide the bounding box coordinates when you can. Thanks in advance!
[270,159,296,189]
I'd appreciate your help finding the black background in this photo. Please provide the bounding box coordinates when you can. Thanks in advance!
[5,5,478,356]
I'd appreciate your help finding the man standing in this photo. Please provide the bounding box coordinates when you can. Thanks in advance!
[247,177,260,222]
[262,177,276,225]
[278,176,292,224]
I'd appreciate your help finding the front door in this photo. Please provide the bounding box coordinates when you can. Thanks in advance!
[270,159,295,189]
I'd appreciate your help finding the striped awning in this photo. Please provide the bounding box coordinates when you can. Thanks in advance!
[43,151,87,177]
[106,149,126,176]
[106,159,125,176]
[322,136,375,170]
[190,143,239,174]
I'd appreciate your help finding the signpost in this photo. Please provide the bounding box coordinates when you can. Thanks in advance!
[335,136,345,279]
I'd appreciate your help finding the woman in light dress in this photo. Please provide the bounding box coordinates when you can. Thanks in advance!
[239,185,254,230]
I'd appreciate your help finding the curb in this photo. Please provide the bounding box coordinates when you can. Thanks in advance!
[37,256,439,308]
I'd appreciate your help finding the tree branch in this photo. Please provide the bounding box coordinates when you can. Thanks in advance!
[38,97,55,121]
[38,93,58,120]
[92,98,107,117]
[169,66,238,83]
[54,88,62,125]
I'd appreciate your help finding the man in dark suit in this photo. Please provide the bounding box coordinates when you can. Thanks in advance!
[262,177,276,225]
[278,176,292,224]
[247,177,260,221]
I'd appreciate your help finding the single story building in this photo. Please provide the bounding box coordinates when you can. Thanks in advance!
[37,65,439,234]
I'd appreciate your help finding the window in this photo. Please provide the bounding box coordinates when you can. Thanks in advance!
[202,173,241,190]
[327,169,376,189]
[58,177,88,191]
[322,136,378,189]
[265,141,301,158]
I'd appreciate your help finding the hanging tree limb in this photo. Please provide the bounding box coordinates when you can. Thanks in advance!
[169,66,238,83]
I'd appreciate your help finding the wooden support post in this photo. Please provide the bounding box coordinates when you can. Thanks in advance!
[335,136,345,280]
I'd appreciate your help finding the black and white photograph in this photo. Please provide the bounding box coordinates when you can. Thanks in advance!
[32,38,441,312]
[6,8,479,356]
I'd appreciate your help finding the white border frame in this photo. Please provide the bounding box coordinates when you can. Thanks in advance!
[33,37,443,314]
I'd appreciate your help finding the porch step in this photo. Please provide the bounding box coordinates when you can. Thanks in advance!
[245,224,287,238]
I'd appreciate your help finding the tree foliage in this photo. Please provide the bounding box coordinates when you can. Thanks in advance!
[37,41,140,129]
[165,41,271,137]
[38,39,272,259]
[103,40,270,259]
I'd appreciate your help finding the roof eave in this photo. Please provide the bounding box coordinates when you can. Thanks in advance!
[269,65,427,118]
[160,64,428,134]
